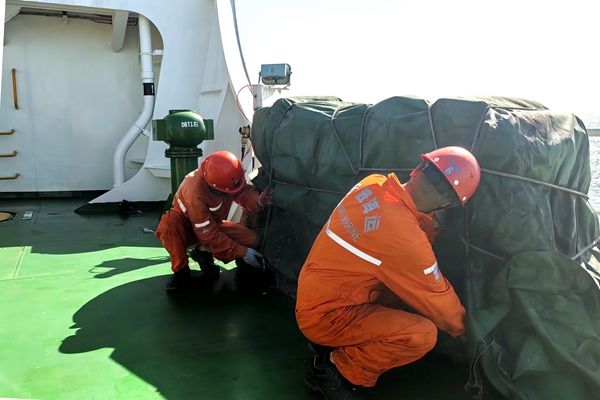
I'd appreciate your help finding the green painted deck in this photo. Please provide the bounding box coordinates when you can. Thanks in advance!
[0,197,498,400]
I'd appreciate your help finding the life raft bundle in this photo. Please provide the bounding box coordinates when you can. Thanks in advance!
[250,95,600,400]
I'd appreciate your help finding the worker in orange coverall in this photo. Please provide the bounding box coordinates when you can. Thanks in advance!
[155,150,272,292]
[296,146,481,400]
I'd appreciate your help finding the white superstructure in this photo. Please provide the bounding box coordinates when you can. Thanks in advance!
[0,0,253,203]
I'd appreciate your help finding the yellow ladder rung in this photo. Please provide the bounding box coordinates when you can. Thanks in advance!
[0,151,17,158]
[0,173,20,180]
[0,129,16,136]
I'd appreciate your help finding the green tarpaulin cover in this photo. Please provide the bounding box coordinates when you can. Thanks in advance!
[250,95,600,399]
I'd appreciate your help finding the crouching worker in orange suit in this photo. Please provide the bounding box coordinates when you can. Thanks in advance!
[155,150,273,292]
[295,146,481,400]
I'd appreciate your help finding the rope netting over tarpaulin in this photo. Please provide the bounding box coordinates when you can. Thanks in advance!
[248,95,600,400]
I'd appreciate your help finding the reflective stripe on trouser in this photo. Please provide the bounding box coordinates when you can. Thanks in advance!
[154,210,258,272]
[296,286,437,387]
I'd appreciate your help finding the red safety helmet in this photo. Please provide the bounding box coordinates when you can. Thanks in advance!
[200,150,245,194]
[421,146,481,206]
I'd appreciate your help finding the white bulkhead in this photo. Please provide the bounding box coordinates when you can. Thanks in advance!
[0,0,253,203]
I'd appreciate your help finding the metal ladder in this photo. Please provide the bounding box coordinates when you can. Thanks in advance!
[1,68,21,181]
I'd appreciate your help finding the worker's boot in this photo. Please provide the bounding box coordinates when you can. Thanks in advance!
[166,265,192,292]
[304,352,366,400]
[189,246,220,280]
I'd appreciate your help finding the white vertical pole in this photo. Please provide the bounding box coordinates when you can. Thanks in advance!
[112,14,156,187]
[0,0,6,104]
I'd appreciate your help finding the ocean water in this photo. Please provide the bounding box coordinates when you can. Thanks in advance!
[579,113,600,129]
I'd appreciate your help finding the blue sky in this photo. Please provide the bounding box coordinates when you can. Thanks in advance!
[235,0,598,117]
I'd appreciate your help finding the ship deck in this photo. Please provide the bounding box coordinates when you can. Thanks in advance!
[0,196,501,400]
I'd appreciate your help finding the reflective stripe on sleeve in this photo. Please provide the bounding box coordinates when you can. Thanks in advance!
[176,197,187,213]
[325,219,382,266]
[194,221,210,228]
[423,262,438,275]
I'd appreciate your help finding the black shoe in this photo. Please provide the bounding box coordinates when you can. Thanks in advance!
[166,266,192,292]
[304,353,365,400]
[308,341,336,355]
[189,247,220,279]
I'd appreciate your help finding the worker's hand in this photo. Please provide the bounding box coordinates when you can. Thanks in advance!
[243,247,264,269]
[433,332,469,365]
[258,186,274,207]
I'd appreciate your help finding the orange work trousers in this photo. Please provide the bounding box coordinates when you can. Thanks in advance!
[155,209,259,272]
[296,285,437,387]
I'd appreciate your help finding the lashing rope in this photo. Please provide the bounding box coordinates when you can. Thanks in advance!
[262,102,599,263]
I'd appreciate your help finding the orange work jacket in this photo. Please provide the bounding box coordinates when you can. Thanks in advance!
[296,173,465,337]
[171,169,263,261]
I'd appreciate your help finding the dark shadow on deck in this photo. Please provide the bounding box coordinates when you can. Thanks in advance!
[60,270,314,400]
[58,269,492,400]
[90,256,171,278]
[0,197,164,254]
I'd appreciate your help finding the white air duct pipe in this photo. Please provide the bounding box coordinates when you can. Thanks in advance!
[112,14,155,187]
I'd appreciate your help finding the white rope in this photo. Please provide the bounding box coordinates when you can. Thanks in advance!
[571,236,600,261]
[481,168,589,200]
[456,233,506,261]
